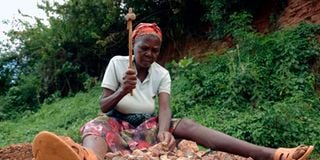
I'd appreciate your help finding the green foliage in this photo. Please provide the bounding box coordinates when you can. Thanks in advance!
[201,0,287,39]
[124,0,208,44]
[45,0,120,41]
[168,23,320,155]
[226,12,253,36]
[83,76,98,91]
[0,1,127,121]
[43,91,62,105]
[248,99,320,148]
[0,53,21,95]
[0,74,41,120]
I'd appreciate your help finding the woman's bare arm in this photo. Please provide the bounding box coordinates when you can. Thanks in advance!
[100,88,126,113]
[100,68,137,113]
[158,92,172,132]
[157,92,176,150]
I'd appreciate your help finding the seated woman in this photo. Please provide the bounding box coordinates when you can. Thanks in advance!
[32,23,314,160]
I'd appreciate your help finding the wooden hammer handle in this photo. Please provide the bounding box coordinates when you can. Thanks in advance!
[125,8,136,96]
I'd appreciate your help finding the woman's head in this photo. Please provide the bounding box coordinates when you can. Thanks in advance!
[132,23,162,69]
[132,23,162,42]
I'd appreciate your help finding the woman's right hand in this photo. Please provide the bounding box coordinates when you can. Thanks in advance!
[121,68,137,94]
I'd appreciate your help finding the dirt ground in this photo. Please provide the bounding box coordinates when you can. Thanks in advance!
[0,140,251,160]
[0,143,33,160]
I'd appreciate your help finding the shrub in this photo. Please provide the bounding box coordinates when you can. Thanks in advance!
[168,23,320,153]
[1,74,41,120]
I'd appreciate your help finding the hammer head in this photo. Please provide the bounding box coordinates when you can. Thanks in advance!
[125,8,136,21]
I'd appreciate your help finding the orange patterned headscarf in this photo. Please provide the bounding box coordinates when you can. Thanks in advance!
[132,23,162,42]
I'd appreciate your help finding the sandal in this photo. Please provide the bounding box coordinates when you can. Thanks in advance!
[32,131,97,160]
[273,145,314,160]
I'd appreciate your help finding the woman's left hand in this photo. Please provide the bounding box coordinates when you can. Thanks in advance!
[157,131,176,151]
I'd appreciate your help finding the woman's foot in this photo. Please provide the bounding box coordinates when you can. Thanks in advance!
[32,131,97,160]
[273,145,314,160]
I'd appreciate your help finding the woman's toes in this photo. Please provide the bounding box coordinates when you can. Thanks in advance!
[291,146,308,159]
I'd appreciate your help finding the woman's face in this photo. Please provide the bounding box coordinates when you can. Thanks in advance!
[133,35,161,69]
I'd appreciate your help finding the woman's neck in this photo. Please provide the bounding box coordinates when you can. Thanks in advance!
[136,65,149,82]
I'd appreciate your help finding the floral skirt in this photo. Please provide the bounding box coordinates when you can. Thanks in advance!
[80,114,180,153]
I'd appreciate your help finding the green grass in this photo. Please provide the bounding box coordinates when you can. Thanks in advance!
[0,86,101,146]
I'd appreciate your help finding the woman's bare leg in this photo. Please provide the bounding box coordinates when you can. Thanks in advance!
[173,118,275,160]
[83,135,108,160]
[173,118,311,160]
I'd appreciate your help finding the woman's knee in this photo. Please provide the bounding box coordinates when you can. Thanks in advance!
[83,135,107,148]
[83,135,108,160]
[174,118,199,133]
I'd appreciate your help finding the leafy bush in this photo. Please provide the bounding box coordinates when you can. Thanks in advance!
[1,0,121,106]
[0,74,41,120]
[168,23,320,154]
[201,0,287,39]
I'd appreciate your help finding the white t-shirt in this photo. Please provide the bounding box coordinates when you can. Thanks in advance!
[101,56,171,114]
